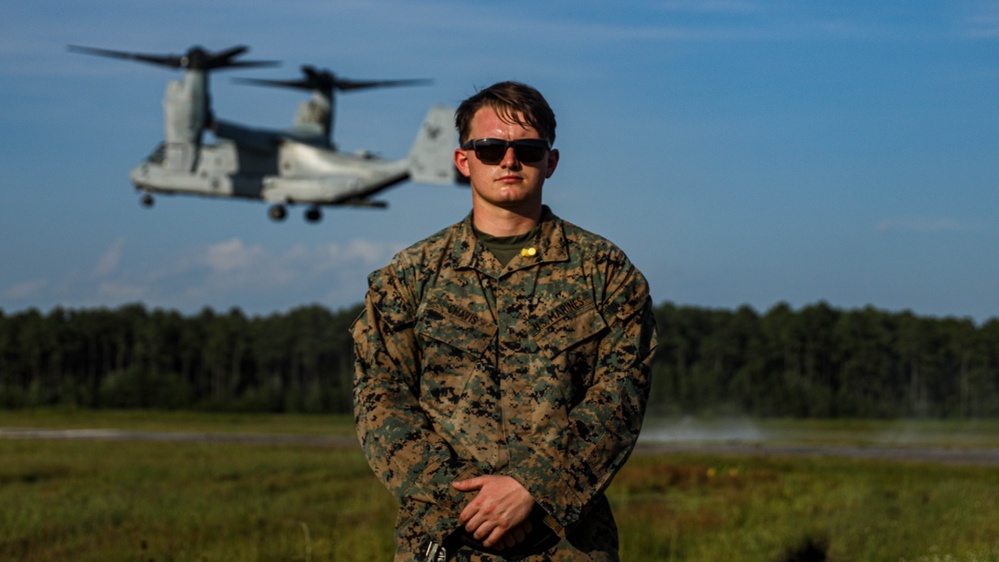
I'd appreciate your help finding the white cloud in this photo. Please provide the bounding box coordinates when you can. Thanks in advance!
[313,239,404,272]
[2,278,48,301]
[133,237,404,312]
[200,238,269,274]
[93,237,125,277]
[191,238,400,284]
[961,2,999,38]
[97,279,147,301]
[0,237,403,314]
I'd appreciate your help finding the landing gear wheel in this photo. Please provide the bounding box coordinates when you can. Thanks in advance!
[305,206,322,223]
[140,193,154,208]
[268,204,287,221]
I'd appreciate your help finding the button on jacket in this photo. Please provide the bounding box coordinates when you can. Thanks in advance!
[352,207,657,561]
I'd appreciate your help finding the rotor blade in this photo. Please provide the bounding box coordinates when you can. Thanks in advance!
[232,77,311,90]
[220,59,282,69]
[68,44,280,71]
[204,45,280,70]
[214,45,250,61]
[233,66,431,95]
[67,45,180,68]
[333,78,433,92]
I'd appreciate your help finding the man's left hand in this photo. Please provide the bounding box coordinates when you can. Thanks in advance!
[452,475,535,550]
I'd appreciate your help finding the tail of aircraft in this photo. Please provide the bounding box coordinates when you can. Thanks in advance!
[408,106,463,185]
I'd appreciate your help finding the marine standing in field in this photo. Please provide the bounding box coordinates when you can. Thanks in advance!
[351,81,657,561]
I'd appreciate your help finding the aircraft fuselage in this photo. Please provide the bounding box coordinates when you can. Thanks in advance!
[129,138,411,205]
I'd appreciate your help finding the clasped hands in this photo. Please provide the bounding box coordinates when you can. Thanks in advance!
[452,475,536,551]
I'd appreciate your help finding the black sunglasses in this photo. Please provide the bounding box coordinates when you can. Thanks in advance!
[461,138,551,164]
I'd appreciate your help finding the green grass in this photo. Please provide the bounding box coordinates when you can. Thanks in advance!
[612,453,999,562]
[0,438,395,562]
[3,411,999,561]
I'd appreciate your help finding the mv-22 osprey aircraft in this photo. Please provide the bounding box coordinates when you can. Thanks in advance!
[69,44,463,222]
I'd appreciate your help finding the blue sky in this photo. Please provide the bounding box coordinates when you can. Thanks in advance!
[2,0,998,322]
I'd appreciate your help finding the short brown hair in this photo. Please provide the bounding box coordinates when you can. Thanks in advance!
[455,81,557,145]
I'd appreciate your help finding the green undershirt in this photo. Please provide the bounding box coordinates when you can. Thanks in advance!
[474,225,540,267]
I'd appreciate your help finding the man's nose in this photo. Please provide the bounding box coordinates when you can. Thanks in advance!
[500,146,520,166]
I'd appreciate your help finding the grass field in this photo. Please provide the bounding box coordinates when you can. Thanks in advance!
[3,410,999,561]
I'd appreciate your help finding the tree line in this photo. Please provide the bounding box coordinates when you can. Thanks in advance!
[1,301,997,417]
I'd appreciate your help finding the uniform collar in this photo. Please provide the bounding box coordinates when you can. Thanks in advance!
[452,205,569,276]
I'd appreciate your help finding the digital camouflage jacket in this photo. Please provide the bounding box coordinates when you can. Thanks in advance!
[351,207,657,561]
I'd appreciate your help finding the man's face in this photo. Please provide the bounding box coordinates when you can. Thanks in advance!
[454,106,559,215]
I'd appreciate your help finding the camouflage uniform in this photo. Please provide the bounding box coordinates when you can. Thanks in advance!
[352,206,657,561]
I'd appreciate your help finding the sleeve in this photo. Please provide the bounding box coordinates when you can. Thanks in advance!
[351,261,483,540]
[510,257,658,532]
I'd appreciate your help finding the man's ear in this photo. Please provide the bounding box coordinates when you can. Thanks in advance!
[454,148,471,178]
[544,148,560,179]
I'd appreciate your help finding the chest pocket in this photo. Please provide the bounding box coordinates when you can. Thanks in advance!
[414,298,496,420]
[529,293,607,358]
[414,298,495,359]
